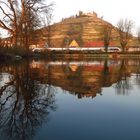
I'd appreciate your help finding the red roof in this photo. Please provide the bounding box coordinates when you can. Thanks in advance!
[84,42,116,47]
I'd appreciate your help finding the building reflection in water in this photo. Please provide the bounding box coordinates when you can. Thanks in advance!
[1,59,140,139]
[43,59,128,98]
[30,59,140,98]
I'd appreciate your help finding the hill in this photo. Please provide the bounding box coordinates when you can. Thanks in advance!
[1,11,137,48]
[35,11,137,48]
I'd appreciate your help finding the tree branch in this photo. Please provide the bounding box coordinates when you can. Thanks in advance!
[0,20,13,33]
[0,6,14,22]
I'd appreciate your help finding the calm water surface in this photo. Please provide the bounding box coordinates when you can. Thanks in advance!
[0,59,140,140]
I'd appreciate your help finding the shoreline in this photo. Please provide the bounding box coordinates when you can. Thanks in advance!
[1,52,140,61]
[48,52,140,59]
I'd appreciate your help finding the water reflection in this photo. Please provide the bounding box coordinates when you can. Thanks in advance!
[1,59,140,139]
[0,61,56,140]
[44,59,131,98]
[45,59,140,97]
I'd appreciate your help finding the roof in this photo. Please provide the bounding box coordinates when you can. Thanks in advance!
[69,40,80,48]
[84,42,116,47]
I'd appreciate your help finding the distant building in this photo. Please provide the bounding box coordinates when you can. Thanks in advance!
[79,11,98,18]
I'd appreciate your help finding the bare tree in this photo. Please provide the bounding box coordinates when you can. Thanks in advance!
[117,19,134,52]
[43,5,54,47]
[19,0,54,54]
[0,0,54,54]
[102,24,112,52]
[137,27,140,51]
[0,0,19,47]
[0,33,1,46]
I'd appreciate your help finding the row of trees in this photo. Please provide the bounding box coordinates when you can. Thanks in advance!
[0,0,53,54]
[102,19,135,52]
[102,19,140,53]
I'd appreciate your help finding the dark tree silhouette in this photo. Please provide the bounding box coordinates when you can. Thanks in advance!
[102,24,112,52]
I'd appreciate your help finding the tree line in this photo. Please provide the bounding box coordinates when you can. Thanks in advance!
[102,18,140,52]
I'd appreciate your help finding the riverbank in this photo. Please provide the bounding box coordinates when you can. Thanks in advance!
[1,51,140,61]
[48,51,140,60]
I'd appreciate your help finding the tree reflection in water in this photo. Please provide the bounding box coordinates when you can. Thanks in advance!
[114,59,133,95]
[0,61,56,140]
[135,60,140,88]
[1,59,140,139]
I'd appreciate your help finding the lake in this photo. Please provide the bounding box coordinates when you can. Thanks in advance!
[0,59,140,140]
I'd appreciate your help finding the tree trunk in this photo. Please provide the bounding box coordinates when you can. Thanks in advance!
[105,45,108,53]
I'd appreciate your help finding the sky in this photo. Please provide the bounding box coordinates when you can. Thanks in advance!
[47,0,140,34]
[1,0,140,36]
